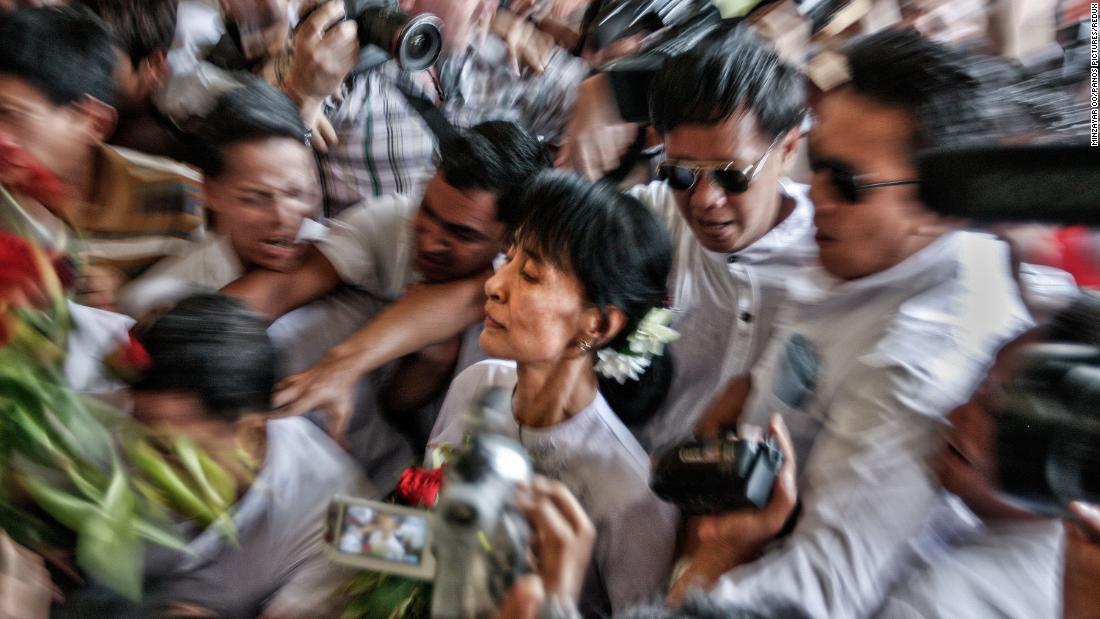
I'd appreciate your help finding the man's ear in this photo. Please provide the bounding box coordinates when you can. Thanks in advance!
[140,50,170,91]
[579,305,628,349]
[72,95,118,143]
[777,125,802,172]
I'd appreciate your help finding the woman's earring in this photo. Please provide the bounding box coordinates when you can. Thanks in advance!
[578,340,592,353]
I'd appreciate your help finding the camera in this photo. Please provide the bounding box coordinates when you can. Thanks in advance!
[650,430,784,515]
[325,387,532,618]
[990,342,1100,517]
[307,0,443,72]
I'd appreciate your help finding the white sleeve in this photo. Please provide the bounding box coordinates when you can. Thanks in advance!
[315,195,415,296]
[709,358,980,618]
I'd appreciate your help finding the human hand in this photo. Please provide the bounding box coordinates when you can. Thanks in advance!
[309,115,339,153]
[1064,501,1100,619]
[76,264,127,311]
[272,347,364,440]
[491,9,558,75]
[555,74,638,181]
[283,1,358,125]
[668,415,798,605]
[0,533,58,619]
[495,477,595,619]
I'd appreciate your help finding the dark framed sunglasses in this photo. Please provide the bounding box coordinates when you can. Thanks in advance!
[809,155,920,203]
[657,136,782,195]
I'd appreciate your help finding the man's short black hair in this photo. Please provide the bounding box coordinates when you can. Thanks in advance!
[136,294,276,421]
[194,76,310,179]
[75,0,179,67]
[649,26,806,139]
[843,30,988,149]
[436,120,551,227]
[0,6,118,107]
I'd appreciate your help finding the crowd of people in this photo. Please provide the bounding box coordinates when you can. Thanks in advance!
[0,0,1097,617]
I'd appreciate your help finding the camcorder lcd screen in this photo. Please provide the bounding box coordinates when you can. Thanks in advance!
[326,496,436,579]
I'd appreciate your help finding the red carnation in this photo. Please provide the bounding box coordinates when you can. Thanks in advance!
[394,466,445,508]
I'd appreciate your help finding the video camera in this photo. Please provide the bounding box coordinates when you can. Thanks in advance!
[988,340,1100,517]
[650,430,784,515]
[914,140,1100,515]
[325,387,533,618]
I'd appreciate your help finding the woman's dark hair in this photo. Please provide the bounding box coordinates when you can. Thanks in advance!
[0,6,118,107]
[74,0,178,67]
[193,76,309,179]
[436,120,551,228]
[649,26,806,140]
[514,170,673,423]
[135,294,276,421]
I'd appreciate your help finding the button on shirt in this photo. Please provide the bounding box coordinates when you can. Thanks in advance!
[627,179,818,451]
[713,231,1034,618]
[427,360,679,616]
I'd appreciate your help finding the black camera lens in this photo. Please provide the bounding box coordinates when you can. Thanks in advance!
[395,15,443,70]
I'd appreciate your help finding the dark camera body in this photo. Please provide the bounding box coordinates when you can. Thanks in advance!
[304,0,443,72]
[993,343,1100,516]
[650,431,784,515]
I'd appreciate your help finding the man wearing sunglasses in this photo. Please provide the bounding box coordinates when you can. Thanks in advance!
[677,31,1035,617]
[625,28,817,451]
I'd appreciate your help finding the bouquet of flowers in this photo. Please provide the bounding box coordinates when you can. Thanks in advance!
[0,137,237,600]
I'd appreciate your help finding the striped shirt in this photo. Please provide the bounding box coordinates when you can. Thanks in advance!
[318,38,588,215]
[71,144,205,279]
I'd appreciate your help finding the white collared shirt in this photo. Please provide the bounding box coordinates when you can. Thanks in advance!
[427,359,679,616]
[627,179,818,451]
[711,231,1034,618]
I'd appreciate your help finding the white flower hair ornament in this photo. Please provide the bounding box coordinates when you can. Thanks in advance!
[594,308,680,384]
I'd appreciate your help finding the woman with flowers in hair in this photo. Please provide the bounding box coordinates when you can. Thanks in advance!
[427,170,680,616]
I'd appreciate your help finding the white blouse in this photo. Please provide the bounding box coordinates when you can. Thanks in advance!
[428,359,679,615]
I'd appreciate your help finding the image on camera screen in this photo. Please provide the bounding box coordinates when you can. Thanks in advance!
[337,504,430,566]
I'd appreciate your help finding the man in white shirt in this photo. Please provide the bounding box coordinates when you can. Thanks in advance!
[677,31,1034,617]
[131,294,375,619]
[224,120,550,485]
[623,28,817,449]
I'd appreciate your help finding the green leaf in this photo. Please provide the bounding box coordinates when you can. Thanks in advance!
[76,511,143,601]
[20,475,100,532]
[133,518,192,554]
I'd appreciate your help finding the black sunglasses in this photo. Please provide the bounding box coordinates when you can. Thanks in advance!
[657,136,782,195]
[808,154,920,203]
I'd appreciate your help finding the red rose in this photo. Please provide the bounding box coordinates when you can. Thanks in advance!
[105,334,153,384]
[394,466,445,508]
[0,233,52,310]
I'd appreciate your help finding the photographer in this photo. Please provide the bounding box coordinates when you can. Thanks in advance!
[683,30,1034,616]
